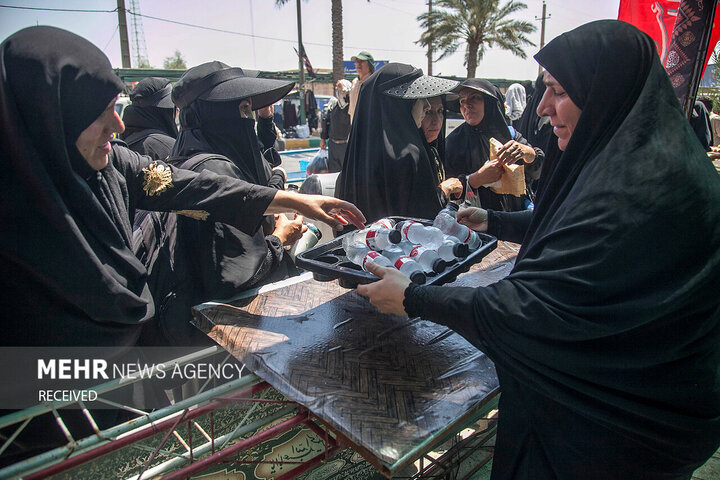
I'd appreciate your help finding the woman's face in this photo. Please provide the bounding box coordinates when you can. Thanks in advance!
[459,88,485,126]
[536,72,582,151]
[238,98,253,118]
[421,96,444,143]
[75,96,124,171]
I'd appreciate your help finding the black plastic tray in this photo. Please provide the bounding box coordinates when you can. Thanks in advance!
[296,216,497,289]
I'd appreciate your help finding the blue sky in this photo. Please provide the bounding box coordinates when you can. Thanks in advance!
[0,0,621,81]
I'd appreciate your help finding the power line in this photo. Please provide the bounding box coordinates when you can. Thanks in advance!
[0,4,116,13]
[103,25,119,53]
[130,10,420,54]
[0,4,421,55]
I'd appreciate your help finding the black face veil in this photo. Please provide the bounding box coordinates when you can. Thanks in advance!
[0,26,154,335]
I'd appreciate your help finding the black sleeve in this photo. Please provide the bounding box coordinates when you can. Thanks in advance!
[266,169,286,191]
[486,209,532,243]
[175,155,286,296]
[115,146,275,236]
[257,116,278,151]
[321,108,330,140]
[404,283,486,348]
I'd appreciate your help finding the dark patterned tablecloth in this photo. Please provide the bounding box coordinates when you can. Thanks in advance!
[192,242,519,477]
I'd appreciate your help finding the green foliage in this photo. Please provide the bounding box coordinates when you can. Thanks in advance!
[416,0,536,78]
[163,50,187,70]
[136,58,152,69]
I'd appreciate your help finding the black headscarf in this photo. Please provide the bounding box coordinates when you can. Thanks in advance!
[0,27,158,342]
[438,20,720,465]
[690,100,713,151]
[336,63,445,223]
[419,96,448,189]
[515,73,553,198]
[173,99,271,185]
[121,105,177,139]
[444,79,512,178]
[516,72,552,152]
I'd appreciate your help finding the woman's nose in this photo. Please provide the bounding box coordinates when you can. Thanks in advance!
[112,110,125,134]
[536,90,552,117]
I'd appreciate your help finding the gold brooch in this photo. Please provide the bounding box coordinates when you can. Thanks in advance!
[142,162,174,196]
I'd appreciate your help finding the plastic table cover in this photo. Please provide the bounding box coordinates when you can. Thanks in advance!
[192,241,520,475]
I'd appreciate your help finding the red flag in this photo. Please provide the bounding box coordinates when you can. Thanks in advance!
[618,0,719,74]
[618,0,682,64]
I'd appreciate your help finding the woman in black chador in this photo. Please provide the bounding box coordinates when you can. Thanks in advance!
[120,76,178,160]
[445,78,540,212]
[359,20,720,479]
[335,63,459,224]
[155,61,306,346]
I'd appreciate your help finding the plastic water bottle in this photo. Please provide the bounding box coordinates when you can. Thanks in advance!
[371,218,397,229]
[288,222,322,259]
[401,243,446,274]
[433,212,482,250]
[437,235,470,261]
[395,221,444,249]
[342,227,401,252]
[438,201,460,219]
[391,256,427,284]
[381,245,405,263]
[345,243,393,271]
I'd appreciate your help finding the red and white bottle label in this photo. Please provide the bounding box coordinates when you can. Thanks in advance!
[401,221,417,239]
[364,229,377,247]
[409,246,420,258]
[394,256,412,269]
[362,251,381,269]
[375,219,393,229]
[462,229,472,243]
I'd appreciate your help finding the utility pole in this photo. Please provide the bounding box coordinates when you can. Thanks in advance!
[116,0,132,68]
[536,0,550,77]
[427,0,433,75]
[296,0,306,125]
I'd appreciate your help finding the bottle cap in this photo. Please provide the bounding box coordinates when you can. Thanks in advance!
[388,229,402,244]
[432,258,447,274]
[445,201,460,212]
[409,271,427,284]
[453,243,470,257]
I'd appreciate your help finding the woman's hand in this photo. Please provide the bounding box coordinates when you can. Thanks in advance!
[708,146,720,160]
[468,160,503,188]
[497,140,536,165]
[457,207,489,232]
[439,177,463,199]
[268,191,366,231]
[356,262,411,316]
[256,105,274,119]
[272,213,306,246]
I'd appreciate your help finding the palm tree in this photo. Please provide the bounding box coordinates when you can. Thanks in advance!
[275,0,345,84]
[417,0,536,78]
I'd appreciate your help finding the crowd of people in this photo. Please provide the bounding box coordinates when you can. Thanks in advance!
[1,18,720,479]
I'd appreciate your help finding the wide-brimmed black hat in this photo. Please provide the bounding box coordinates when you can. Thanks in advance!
[130,77,174,108]
[446,78,500,112]
[172,61,295,109]
[382,74,459,100]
